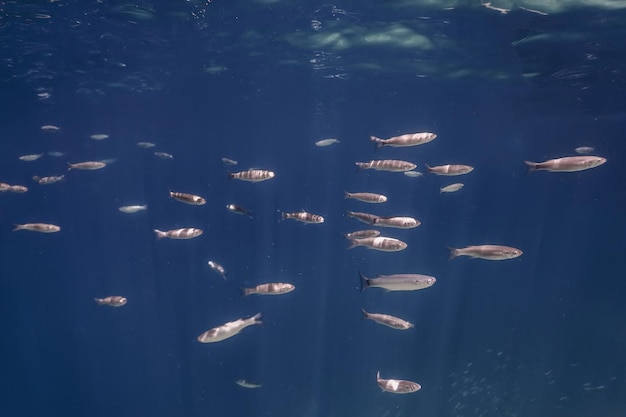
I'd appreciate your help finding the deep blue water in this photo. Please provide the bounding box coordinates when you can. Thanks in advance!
[1,1,626,416]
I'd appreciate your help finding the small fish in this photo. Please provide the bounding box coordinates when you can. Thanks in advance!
[197,313,263,343]
[241,283,295,296]
[229,169,275,182]
[118,205,148,213]
[8,185,28,193]
[222,157,238,165]
[370,132,436,148]
[344,192,388,203]
[362,309,414,330]
[32,175,64,185]
[67,161,107,170]
[90,134,109,140]
[235,380,262,389]
[348,237,407,252]
[208,261,226,279]
[426,164,474,176]
[41,125,61,131]
[226,204,253,218]
[346,211,380,225]
[47,151,66,157]
[154,152,174,159]
[19,153,44,161]
[359,271,436,292]
[343,230,381,239]
[440,183,464,193]
[137,142,156,148]
[169,191,206,205]
[377,372,421,394]
[524,156,606,173]
[12,223,60,233]
[373,216,420,229]
[94,296,127,307]
[575,146,595,155]
[315,138,340,147]
[403,171,424,178]
[448,245,523,260]
[282,211,324,224]
[154,228,203,240]
[355,160,417,172]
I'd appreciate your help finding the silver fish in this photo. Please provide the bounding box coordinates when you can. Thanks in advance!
[19,153,44,161]
[448,245,522,260]
[524,156,606,173]
[67,161,107,170]
[344,192,388,203]
[377,372,421,394]
[32,175,64,185]
[118,205,148,213]
[343,230,381,239]
[8,185,28,193]
[355,160,417,172]
[373,216,420,229]
[575,146,595,155]
[235,379,262,389]
[47,151,66,157]
[207,261,226,279]
[426,164,474,176]
[229,169,275,182]
[137,142,156,148]
[13,223,61,233]
[403,171,424,178]
[346,210,380,225]
[440,183,464,193]
[94,296,127,307]
[359,271,436,292]
[315,138,340,147]
[370,132,436,148]
[154,228,203,240]
[197,313,263,343]
[154,151,174,159]
[282,211,324,224]
[40,125,61,131]
[362,309,414,330]
[242,283,295,296]
[222,157,238,165]
[90,134,109,140]
[169,191,206,205]
[348,237,407,252]
[226,204,253,218]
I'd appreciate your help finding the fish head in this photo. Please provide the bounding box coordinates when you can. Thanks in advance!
[399,382,422,393]
[420,277,436,287]
[588,157,607,167]
[116,297,128,306]
[506,249,523,258]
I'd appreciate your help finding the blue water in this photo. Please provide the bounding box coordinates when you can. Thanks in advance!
[1,1,625,416]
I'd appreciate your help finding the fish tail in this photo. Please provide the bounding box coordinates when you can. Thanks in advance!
[153,229,166,239]
[361,308,369,320]
[227,172,234,180]
[12,224,23,232]
[447,247,459,260]
[348,239,360,250]
[93,298,105,305]
[376,371,381,381]
[281,212,286,221]
[425,164,433,174]
[344,191,350,199]
[354,162,364,172]
[240,287,252,297]
[359,271,370,292]
[370,136,384,150]
[66,162,73,171]
[523,161,537,174]
[252,312,263,326]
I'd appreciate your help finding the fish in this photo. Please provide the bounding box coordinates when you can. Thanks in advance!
[362,309,414,330]
[118,205,148,213]
[221,157,238,165]
[355,160,417,172]
[241,283,295,296]
[32,175,64,185]
[315,138,340,147]
[403,171,424,178]
[197,313,263,343]
[360,271,436,292]
[235,380,262,389]
[19,153,44,161]
[575,146,595,155]
[448,245,523,260]
[226,204,253,218]
[524,156,606,173]
[370,132,436,148]
[137,142,156,148]
[40,125,61,131]
[346,210,380,225]
[8,185,28,193]
[229,169,275,182]
[377,372,421,394]
[67,161,107,170]
[169,191,206,205]
[90,134,109,140]
[282,211,324,224]
[94,296,127,307]
[343,230,381,239]
[47,151,66,157]
[12,223,61,233]
[207,261,226,279]
[426,164,474,176]
[373,216,420,229]
[348,237,407,252]
[440,183,464,193]
[154,228,203,240]
[344,192,388,203]
[154,152,174,159]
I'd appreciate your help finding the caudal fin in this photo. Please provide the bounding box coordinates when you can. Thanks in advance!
[370,136,384,150]
[359,271,370,292]
[447,247,459,260]
[523,161,538,174]
[153,229,166,240]
[93,298,105,305]
[252,312,263,326]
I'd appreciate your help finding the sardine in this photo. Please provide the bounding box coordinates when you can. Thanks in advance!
[355,160,417,172]
[32,175,64,185]
[377,372,421,394]
[282,211,324,224]
[524,156,606,173]
[67,161,107,170]
[235,380,262,389]
[426,164,474,176]
[118,205,148,213]
[348,237,407,252]
[346,210,380,225]
[226,204,253,218]
[362,309,414,330]
[169,191,206,205]
[197,313,263,343]
[315,138,340,147]
[344,192,388,203]
[359,271,436,292]
[448,245,522,260]
[370,132,436,148]
[440,183,464,193]
[12,223,61,233]
[343,230,381,239]
[208,261,227,279]
[154,228,203,240]
[241,283,295,296]
[229,169,275,182]
[373,216,420,229]
[94,296,127,307]
[19,153,44,161]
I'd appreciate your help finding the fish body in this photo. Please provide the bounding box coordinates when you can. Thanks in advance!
[345,192,387,203]
[575,146,595,155]
[94,296,127,307]
[19,153,44,161]
[13,223,60,233]
[373,216,420,229]
[427,164,474,176]
[377,372,421,394]
[449,245,523,260]
[362,309,414,330]
[67,161,107,170]
[524,156,606,173]
[235,380,262,389]
[169,191,206,205]
[137,142,156,148]
[207,261,226,279]
[440,183,464,193]
[222,157,238,165]
[282,211,324,224]
[370,132,436,148]
[226,204,253,218]
[154,152,174,159]
[346,211,380,225]
[118,205,147,213]
[315,138,340,147]
[355,160,417,172]
[8,185,28,193]
[348,237,407,252]
[229,169,275,182]
[360,271,436,292]
[33,175,64,185]
[90,134,109,140]
[344,230,381,239]
[197,313,263,343]
[154,228,203,240]
[242,283,295,296]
